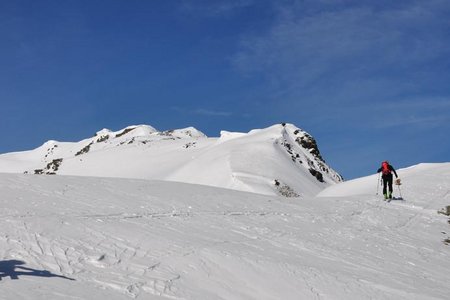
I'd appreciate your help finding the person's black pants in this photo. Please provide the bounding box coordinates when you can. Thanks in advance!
[382,174,393,196]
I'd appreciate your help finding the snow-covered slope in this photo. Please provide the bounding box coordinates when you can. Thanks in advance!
[0,123,342,197]
[1,163,449,299]
[317,163,450,200]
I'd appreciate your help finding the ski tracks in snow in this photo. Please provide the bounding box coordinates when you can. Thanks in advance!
[1,172,450,299]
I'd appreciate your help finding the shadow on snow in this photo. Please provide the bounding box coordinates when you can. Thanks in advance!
[0,260,75,281]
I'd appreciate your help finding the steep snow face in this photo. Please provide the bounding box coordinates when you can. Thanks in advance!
[167,123,342,197]
[0,163,449,299]
[0,123,342,197]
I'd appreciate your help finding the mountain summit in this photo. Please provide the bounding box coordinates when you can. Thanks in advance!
[0,123,342,197]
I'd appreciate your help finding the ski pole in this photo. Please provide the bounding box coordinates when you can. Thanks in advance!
[395,178,403,199]
[376,172,381,195]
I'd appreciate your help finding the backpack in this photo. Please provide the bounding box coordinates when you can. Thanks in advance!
[381,161,390,175]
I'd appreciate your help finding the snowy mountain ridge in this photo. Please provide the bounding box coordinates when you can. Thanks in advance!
[0,123,343,197]
[2,124,450,299]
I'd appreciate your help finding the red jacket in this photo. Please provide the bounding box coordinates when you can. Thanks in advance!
[377,163,398,178]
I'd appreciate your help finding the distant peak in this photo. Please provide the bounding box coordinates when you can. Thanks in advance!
[160,127,206,139]
[41,140,59,148]
[176,127,207,138]
[95,128,112,136]
[93,124,206,140]
[113,125,157,138]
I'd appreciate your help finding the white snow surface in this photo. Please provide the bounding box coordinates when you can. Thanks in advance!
[0,124,342,197]
[1,163,450,299]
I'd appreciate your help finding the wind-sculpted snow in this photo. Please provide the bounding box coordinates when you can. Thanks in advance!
[1,163,449,299]
[0,123,342,197]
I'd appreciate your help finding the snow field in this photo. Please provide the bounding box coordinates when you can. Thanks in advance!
[1,163,450,299]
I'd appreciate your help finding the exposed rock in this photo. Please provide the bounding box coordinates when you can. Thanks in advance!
[34,158,63,175]
[274,179,300,198]
[309,168,324,183]
[295,134,324,162]
[96,135,110,143]
[116,127,136,138]
[75,142,93,156]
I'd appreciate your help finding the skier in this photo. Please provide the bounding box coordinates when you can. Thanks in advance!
[377,161,398,200]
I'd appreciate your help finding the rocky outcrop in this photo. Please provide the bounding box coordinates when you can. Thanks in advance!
[34,158,63,175]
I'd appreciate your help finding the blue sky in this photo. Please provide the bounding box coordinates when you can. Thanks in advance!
[1,0,449,179]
